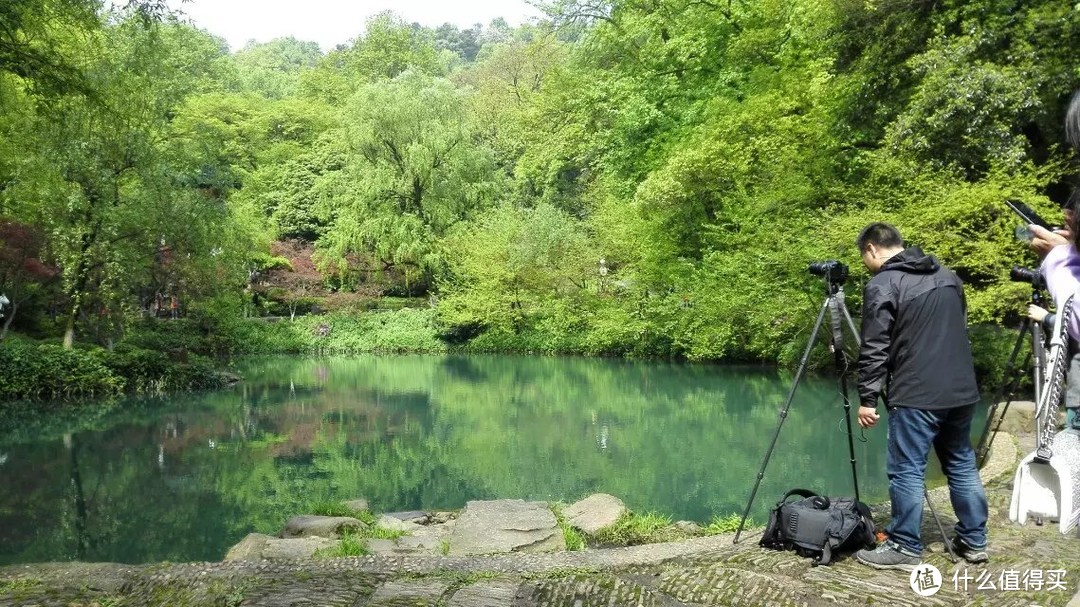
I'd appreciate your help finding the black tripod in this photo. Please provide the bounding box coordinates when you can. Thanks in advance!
[975,269,1048,468]
[733,261,861,544]
[733,262,961,562]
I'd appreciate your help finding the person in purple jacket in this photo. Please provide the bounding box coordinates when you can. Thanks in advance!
[1027,89,1080,431]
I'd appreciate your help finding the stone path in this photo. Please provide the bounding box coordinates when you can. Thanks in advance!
[2,431,1079,607]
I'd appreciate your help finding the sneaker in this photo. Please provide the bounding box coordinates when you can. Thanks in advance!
[856,542,921,572]
[950,537,989,564]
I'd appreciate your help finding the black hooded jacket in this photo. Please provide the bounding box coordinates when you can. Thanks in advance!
[857,247,980,410]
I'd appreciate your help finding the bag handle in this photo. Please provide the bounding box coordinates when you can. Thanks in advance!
[778,488,818,503]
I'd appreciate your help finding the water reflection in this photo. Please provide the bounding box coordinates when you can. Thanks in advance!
[0,354,969,565]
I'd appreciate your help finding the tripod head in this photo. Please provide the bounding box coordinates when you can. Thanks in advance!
[808,260,849,295]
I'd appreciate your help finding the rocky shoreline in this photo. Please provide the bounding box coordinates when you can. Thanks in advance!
[3,407,1080,606]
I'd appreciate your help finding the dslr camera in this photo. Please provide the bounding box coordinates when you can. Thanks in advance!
[808,260,849,285]
[1010,266,1046,290]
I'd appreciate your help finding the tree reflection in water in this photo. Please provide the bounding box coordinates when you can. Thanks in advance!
[0,354,970,565]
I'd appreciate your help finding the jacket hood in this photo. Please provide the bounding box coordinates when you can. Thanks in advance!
[880,246,939,274]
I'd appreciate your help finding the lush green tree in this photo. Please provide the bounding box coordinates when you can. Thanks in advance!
[297,13,445,104]
[438,202,593,339]
[454,31,568,177]
[172,92,336,227]
[8,18,239,347]
[348,12,443,79]
[4,0,1080,367]
[317,71,506,293]
[492,0,1080,362]
[433,23,483,63]
[0,0,100,98]
[231,36,321,99]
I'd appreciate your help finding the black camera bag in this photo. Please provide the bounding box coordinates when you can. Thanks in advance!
[759,488,876,565]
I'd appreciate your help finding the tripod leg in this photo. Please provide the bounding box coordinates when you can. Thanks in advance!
[829,291,861,502]
[1032,322,1046,414]
[975,319,1031,466]
[839,291,861,348]
[924,486,959,563]
[734,294,831,544]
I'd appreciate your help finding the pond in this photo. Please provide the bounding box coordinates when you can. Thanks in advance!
[0,354,977,565]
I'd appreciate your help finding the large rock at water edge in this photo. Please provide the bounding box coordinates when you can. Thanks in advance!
[281,515,366,538]
[564,493,627,535]
[223,533,274,561]
[223,533,337,561]
[448,499,565,555]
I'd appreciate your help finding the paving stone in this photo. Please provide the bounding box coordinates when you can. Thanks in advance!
[364,579,450,606]
[445,578,520,607]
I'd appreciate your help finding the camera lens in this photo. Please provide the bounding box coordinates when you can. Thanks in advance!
[808,260,849,284]
[1010,266,1045,289]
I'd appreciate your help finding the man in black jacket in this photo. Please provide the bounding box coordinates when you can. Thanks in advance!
[852,222,989,571]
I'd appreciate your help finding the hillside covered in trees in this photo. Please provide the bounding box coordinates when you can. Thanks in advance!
[2,0,1079,393]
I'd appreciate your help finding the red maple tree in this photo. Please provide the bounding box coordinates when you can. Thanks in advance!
[0,218,59,339]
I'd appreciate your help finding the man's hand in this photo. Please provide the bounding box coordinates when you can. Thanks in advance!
[1029,224,1070,259]
[857,405,879,429]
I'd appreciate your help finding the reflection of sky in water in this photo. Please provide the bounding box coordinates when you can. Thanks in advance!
[0,354,979,565]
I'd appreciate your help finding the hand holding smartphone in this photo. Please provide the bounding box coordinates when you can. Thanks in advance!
[1005,199,1052,230]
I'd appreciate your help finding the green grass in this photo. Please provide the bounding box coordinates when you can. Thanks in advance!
[550,503,587,551]
[0,578,42,599]
[310,501,371,520]
[591,511,684,546]
[367,525,407,540]
[704,513,750,535]
[315,530,370,557]
[310,509,409,558]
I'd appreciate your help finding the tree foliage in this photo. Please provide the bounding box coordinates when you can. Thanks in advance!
[0,217,57,338]
[232,37,321,99]
[316,72,507,293]
[1,0,1079,366]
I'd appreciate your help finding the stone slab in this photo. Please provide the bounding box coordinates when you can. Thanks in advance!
[223,532,273,561]
[446,578,520,607]
[367,579,450,606]
[449,499,564,556]
[564,493,627,535]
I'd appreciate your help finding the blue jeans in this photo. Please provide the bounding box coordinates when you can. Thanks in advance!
[885,404,988,554]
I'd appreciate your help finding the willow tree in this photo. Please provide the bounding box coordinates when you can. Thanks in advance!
[317,71,507,293]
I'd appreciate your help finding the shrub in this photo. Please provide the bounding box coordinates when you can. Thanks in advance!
[0,340,124,400]
[969,323,1021,394]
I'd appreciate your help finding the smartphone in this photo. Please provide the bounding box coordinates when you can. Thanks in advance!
[1005,199,1052,230]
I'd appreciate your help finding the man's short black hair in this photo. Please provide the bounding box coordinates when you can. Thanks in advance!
[856,222,904,252]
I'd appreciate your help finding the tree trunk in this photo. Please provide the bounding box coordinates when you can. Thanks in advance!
[63,312,77,349]
[65,433,90,560]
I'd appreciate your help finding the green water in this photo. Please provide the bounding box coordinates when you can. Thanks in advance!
[0,354,967,565]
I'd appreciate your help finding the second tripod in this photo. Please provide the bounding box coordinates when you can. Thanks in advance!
[975,266,1049,468]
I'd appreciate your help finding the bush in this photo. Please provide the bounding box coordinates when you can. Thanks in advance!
[0,338,226,401]
[97,344,227,393]
[969,323,1021,394]
[0,340,124,400]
